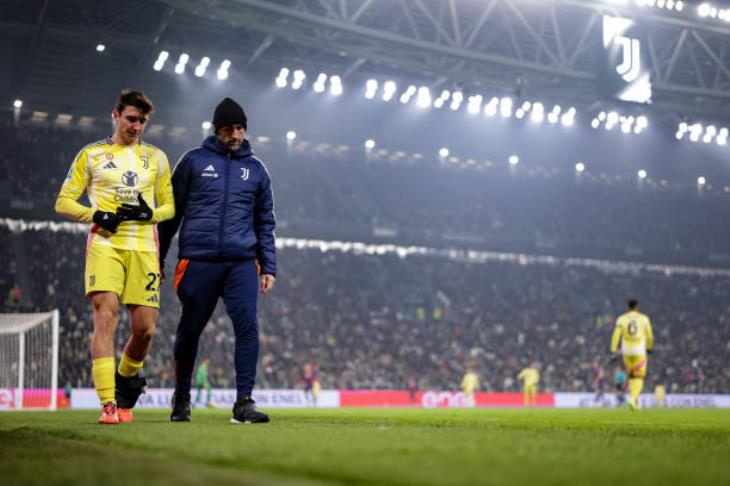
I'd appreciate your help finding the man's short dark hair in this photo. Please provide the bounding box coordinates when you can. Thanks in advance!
[114,89,154,116]
[628,299,639,309]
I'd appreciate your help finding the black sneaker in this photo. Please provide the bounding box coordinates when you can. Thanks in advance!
[170,390,192,422]
[231,397,269,424]
[115,372,147,409]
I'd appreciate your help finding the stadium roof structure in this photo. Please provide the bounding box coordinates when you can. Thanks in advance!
[4,0,730,122]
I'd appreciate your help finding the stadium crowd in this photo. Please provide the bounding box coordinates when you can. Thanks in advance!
[2,118,729,395]
[2,118,729,260]
[3,229,729,394]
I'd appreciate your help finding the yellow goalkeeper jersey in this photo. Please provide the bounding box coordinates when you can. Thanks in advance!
[461,372,479,394]
[518,368,539,387]
[611,310,654,356]
[55,138,174,251]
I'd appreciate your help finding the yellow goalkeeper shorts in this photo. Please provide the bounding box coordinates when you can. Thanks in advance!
[85,244,161,307]
[623,355,648,378]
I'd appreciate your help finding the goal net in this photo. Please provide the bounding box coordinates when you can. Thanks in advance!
[0,311,59,410]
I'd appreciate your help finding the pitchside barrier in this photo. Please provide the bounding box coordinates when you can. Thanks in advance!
[37,389,730,410]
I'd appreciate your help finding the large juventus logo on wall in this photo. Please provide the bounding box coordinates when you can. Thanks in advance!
[602,16,652,104]
[614,35,641,83]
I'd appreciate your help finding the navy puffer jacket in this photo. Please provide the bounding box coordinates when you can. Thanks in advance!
[158,136,276,276]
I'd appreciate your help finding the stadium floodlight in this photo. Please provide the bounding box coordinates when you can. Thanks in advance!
[364,139,376,150]
[329,75,343,96]
[291,69,306,90]
[698,3,712,17]
[515,109,525,119]
[202,121,211,130]
[416,86,432,108]
[508,155,519,166]
[637,169,647,179]
[499,97,513,118]
[96,44,106,52]
[549,105,563,124]
[400,85,417,104]
[382,81,397,101]
[621,123,631,134]
[13,99,22,108]
[439,89,451,101]
[438,147,449,158]
[689,123,703,142]
[591,118,600,129]
[314,73,328,93]
[286,130,297,141]
[433,98,444,109]
[467,95,483,115]
[575,162,586,172]
[194,56,211,77]
[450,91,463,111]
[174,53,189,74]
[530,102,544,123]
[365,79,378,99]
[216,59,231,80]
[521,101,532,111]
[275,68,289,88]
[560,112,575,127]
[606,111,619,125]
[598,111,607,121]
[697,176,707,185]
[484,98,499,117]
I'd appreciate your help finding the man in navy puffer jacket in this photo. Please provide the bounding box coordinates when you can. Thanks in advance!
[158,97,276,424]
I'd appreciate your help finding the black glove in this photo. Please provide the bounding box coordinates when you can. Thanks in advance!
[609,353,619,365]
[117,193,153,221]
[647,349,653,355]
[93,210,122,233]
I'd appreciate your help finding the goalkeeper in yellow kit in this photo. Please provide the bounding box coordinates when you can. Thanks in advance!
[611,299,654,410]
[55,90,174,424]
[461,367,479,407]
[518,363,540,407]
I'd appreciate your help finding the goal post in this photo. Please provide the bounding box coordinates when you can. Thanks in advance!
[0,310,60,411]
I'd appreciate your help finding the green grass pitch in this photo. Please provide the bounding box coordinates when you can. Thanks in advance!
[1,408,729,485]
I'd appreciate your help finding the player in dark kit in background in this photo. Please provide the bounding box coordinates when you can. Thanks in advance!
[301,363,319,407]
[158,97,276,424]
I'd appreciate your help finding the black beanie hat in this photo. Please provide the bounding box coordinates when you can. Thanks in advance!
[212,97,247,132]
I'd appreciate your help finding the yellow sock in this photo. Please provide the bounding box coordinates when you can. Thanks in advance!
[118,353,143,378]
[629,378,644,404]
[92,357,116,404]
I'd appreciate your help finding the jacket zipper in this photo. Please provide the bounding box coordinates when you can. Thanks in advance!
[218,153,231,259]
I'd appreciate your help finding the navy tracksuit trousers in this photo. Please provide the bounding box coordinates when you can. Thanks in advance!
[173,258,259,399]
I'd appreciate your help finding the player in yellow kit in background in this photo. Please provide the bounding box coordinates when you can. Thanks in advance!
[611,299,654,411]
[461,367,479,407]
[518,363,540,407]
[55,90,174,424]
